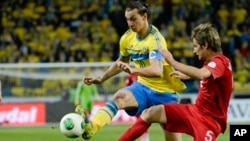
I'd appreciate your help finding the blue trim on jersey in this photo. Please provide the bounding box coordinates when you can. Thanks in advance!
[130,53,148,60]
[122,81,178,116]
[130,50,163,61]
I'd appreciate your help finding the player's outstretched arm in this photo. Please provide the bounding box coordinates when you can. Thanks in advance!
[83,56,130,85]
[158,47,210,80]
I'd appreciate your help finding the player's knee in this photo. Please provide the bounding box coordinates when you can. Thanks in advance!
[141,105,164,123]
[141,107,156,122]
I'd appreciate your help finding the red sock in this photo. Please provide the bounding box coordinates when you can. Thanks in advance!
[118,117,151,141]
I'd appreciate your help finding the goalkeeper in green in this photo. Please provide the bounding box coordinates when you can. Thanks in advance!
[74,81,100,114]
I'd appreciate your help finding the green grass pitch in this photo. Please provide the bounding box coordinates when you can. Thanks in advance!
[0,124,229,141]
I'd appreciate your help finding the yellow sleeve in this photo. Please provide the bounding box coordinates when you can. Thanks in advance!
[149,26,168,51]
[119,30,133,57]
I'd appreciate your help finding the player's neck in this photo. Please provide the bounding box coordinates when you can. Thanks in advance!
[137,24,150,39]
[205,51,221,62]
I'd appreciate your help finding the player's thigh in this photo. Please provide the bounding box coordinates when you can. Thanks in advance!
[194,118,221,141]
[112,89,138,109]
[112,81,148,110]
[163,131,182,141]
[141,105,166,123]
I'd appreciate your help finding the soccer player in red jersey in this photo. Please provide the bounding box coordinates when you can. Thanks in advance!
[119,23,233,141]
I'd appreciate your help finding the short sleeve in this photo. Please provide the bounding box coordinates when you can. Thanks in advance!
[205,57,225,79]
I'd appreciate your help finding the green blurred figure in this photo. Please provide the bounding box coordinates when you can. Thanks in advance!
[74,81,100,114]
[74,68,100,114]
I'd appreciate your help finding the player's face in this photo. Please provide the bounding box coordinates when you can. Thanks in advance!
[192,38,206,61]
[125,9,146,32]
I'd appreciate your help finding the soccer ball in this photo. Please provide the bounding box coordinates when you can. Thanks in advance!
[59,113,85,138]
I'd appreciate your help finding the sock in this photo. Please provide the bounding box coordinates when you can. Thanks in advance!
[91,100,118,133]
[118,117,151,141]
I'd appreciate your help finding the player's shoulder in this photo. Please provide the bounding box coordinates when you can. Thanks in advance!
[212,54,230,63]
[150,25,161,34]
[149,25,165,39]
[208,54,232,71]
[121,29,134,40]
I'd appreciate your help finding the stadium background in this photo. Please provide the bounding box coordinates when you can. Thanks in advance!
[0,0,250,141]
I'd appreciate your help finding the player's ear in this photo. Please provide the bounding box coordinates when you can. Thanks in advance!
[143,12,147,20]
[204,42,209,49]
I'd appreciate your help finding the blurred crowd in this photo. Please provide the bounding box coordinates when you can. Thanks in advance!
[0,0,249,82]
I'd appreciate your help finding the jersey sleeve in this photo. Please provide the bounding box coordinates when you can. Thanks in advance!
[119,32,130,57]
[149,31,167,61]
[205,56,226,79]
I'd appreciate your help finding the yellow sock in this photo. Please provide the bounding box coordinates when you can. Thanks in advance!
[92,107,114,133]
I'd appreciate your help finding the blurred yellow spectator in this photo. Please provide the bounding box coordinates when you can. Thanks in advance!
[231,4,248,25]
[217,4,229,23]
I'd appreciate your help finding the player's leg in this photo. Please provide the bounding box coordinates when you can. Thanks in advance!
[147,91,182,141]
[136,115,150,141]
[163,130,182,141]
[118,105,166,141]
[76,90,132,139]
[76,82,145,140]
[119,87,182,141]
[192,116,221,141]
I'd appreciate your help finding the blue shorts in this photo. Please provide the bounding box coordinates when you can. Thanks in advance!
[123,81,178,116]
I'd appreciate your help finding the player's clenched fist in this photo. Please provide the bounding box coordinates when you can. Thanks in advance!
[83,77,102,85]
[116,61,132,74]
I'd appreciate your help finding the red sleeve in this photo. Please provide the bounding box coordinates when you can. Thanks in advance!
[205,56,225,79]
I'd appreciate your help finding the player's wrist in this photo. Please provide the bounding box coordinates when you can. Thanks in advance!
[98,76,104,83]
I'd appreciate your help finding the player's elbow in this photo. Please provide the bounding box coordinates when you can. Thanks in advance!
[194,73,209,80]
[196,68,211,80]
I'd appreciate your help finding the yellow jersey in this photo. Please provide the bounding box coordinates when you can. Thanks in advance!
[120,25,186,93]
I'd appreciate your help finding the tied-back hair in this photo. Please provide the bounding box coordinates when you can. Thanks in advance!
[126,0,150,19]
[191,23,222,53]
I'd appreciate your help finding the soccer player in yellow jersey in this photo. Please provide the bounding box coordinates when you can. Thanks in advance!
[76,1,186,140]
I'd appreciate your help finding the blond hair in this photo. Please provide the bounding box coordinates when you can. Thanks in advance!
[191,23,222,53]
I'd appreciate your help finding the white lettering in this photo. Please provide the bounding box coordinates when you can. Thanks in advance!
[0,107,38,124]
[234,129,247,136]
[205,130,214,141]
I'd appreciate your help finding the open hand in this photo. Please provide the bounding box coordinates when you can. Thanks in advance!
[170,71,190,80]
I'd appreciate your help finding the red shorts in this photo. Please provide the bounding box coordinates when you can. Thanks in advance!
[163,103,222,141]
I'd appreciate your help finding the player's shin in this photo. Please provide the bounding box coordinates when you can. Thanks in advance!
[118,117,151,141]
[92,100,118,133]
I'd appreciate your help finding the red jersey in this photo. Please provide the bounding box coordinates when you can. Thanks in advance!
[195,54,233,132]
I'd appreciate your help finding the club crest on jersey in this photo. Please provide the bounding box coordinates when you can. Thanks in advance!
[208,62,216,68]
